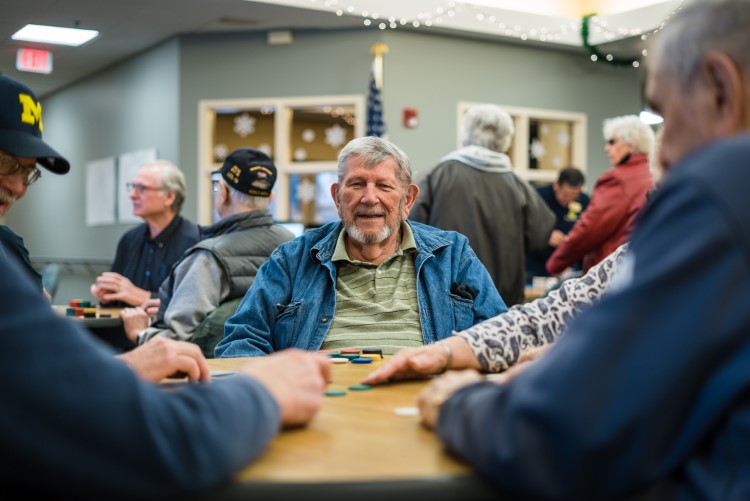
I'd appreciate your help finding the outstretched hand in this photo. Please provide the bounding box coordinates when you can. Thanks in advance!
[361,345,447,385]
[362,336,480,385]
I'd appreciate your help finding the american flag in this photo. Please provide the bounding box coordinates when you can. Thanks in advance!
[366,69,386,137]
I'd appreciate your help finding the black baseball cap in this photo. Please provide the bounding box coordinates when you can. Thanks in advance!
[0,74,70,174]
[214,148,277,197]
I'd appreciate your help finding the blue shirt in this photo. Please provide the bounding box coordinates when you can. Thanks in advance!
[109,214,199,302]
[0,224,42,290]
[215,221,506,357]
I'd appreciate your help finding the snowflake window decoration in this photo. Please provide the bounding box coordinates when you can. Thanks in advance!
[296,178,317,205]
[325,124,347,149]
[294,148,308,161]
[233,113,256,138]
[530,138,547,160]
[257,143,272,157]
[213,144,229,161]
[557,131,571,147]
[302,129,315,143]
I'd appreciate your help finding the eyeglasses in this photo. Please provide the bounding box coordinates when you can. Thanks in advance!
[212,179,220,193]
[0,151,42,186]
[126,182,163,194]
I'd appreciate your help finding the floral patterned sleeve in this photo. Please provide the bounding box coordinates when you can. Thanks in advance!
[455,244,629,372]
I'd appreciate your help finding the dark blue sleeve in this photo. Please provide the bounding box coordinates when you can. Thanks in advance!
[0,255,281,499]
[0,225,43,289]
[436,169,750,498]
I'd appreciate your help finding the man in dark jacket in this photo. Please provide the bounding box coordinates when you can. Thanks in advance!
[122,148,293,351]
[91,159,200,307]
[410,104,554,306]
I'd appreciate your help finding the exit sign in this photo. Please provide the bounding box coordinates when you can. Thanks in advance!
[16,48,53,74]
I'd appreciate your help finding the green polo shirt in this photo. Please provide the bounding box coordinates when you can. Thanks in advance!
[321,223,423,355]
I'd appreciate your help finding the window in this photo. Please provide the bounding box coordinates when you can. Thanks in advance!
[199,96,365,225]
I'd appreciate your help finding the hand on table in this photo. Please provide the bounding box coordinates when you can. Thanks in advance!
[117,337,210,383]
[417,369,484,430]
[362,336,480,385]
[120,306,151,343]
[91,271,151,306]
[238,349,332,428]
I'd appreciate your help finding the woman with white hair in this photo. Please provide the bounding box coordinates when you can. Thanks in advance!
[410,104,554,307]
[546,115,654,274]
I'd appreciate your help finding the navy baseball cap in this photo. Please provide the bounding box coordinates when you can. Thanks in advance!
[0,74,70,174]
[214,148,277,197]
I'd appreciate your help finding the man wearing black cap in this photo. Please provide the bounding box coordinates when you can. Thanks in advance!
[0,74,70,295]
[0,74,235,381]
[121,148,294,352]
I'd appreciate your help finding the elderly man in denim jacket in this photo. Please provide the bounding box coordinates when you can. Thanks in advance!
[216,136,506,358]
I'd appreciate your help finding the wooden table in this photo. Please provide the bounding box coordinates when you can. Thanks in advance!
[198,357,497,500]
[53,305,134,351]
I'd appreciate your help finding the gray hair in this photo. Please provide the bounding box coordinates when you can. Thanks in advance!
[226,182,270,210]
[461,104,515,153]
[603,115,655,155]
[651,0,750,91]
[142,160,187,214]
[337,136,412,187]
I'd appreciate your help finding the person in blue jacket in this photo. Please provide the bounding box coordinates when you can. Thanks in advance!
[413,0,750,499]
[216,136,505,357]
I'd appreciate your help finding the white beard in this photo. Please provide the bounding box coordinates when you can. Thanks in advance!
[345,221,393,245]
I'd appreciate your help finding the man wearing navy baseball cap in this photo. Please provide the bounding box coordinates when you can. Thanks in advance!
[121,148,294,356]
[0,74,70,294]
[0,74,253,384]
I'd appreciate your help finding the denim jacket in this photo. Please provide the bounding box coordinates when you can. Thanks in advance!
[215,221,506,357]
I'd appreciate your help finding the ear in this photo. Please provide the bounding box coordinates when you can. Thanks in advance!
[702,51,746,134]
[162,190,177,209]
[402,183,420,219]
[331,183,341,210]
[267,192,274,204]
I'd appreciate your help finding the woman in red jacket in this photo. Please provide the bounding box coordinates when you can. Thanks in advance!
[546,115,654,275]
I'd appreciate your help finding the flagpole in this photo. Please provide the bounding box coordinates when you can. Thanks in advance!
[369,43,388,90]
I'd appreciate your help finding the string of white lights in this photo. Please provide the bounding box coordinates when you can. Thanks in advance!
[308,0,684,60]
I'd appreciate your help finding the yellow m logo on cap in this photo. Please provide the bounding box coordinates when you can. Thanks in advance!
[19,93,43,133]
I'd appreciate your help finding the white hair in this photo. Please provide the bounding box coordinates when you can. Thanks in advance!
[603,115,655,155]
[461,104,515,153]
